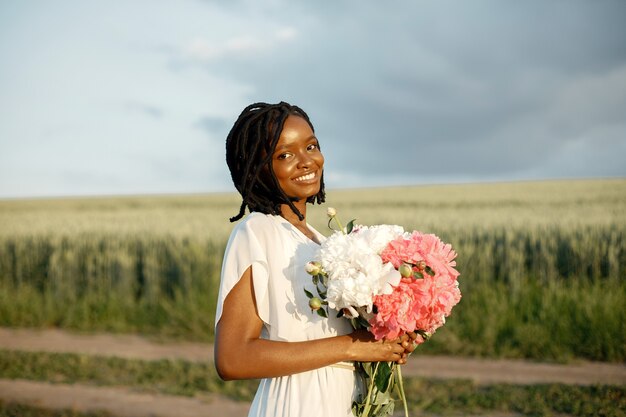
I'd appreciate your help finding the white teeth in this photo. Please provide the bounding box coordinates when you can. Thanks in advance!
[294,172,315,182]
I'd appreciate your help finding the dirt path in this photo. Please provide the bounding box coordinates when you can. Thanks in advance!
[1,327,624,386]
[0,379,250,417]
[0,327,623,417]
[0,380,524,417]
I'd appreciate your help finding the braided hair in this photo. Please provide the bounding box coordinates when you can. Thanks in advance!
[226,101,326,222]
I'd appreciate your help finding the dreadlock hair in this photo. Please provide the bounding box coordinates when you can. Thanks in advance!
[226,101,326,222]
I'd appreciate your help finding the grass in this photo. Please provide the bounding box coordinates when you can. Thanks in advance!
[0,349,258,402]
[0,400,113,417]
[0,179,624,361]
[0,349,624,417]
[418,275,626,362]
[403,379,626,417]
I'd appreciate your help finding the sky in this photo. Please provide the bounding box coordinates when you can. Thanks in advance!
[1,0,625,198]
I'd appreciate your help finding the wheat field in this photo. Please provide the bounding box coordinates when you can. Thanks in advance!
[0,178,624,361]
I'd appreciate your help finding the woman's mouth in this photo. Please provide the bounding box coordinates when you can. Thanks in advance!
[293,172,316,182]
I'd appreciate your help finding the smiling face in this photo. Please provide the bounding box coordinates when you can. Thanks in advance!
[271,115,324,203]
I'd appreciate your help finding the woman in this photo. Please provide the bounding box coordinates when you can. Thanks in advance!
[215,102,416,417]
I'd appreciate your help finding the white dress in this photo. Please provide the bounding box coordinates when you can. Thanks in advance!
[215,212,356,417]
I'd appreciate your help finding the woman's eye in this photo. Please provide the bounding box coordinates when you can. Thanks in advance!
[307,143,319,151]
[277,153,290,160]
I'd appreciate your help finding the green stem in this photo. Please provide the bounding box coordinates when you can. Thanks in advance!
[361,362,380,417]
[396,364,408,417]
[334,216,345,234]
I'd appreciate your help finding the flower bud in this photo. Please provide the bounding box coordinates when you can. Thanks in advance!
[305,261,322,276]
[326,207,337,218]
[309,297,322,311]
[399,263,413,278]
[416,260,427,271]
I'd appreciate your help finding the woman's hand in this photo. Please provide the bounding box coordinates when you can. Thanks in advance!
[346,330,419,365]
[346,329,410,364]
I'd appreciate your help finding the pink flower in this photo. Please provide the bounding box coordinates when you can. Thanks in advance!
[381,232,459,281]
[371,231,461,341]
[380,234,423,268]
[369,278,424,340]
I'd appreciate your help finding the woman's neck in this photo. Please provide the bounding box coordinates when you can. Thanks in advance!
[279,200,307,226]
[279,201,320,244]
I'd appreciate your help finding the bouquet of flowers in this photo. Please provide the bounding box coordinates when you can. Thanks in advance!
[304,208,461,417]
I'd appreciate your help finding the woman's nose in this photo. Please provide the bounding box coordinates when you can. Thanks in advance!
[297,152,313,168]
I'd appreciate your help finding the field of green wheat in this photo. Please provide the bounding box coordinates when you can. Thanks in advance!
[0,178,624,362]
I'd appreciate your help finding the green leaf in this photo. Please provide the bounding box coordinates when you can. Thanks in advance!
[303,288,314,299]
[312,275,319,286]
[371,386,392,405]
[357,316,371,329]
[346,218,357,234]
[425,265,435,276]
[336,310,344,318]
[375,362,392,393]
[418,329,431,341]
[377,401,395,416]
[413,271,424,279]
[349,318,358,329]
[316,308,328,318]
[362,362,376,378]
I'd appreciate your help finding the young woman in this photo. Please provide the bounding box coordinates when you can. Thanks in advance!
[215,102,416,417]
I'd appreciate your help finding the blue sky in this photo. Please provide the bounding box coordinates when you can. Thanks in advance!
[1,0,625,198]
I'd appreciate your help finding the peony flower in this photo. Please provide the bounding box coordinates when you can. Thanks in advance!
[318,226,403,314]
[352,224,405,254]
[369,278,424,340]
[326,207,337,218]
[371,231,461,340]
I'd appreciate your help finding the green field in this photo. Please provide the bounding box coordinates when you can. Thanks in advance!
[0,179,624,362]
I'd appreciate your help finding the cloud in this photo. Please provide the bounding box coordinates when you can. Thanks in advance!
[544,64,626,138]
[194,115,230,136]
[275,27,297,41]
[124,101,164,119]
[2,0,625,198]
[182,26,298,62]
[179,1,626,187]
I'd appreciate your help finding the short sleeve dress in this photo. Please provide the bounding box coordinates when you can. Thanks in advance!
[215,212,356,417]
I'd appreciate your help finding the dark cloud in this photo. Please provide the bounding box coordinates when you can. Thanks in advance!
[181,1,626,186]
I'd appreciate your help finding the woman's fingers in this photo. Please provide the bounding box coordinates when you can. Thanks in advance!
[403,340,416,354]
[352,330,418,363]
[385,337,408,363]
[403,332,419,354]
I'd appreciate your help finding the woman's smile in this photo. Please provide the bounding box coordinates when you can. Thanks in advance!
[293,171,317,182]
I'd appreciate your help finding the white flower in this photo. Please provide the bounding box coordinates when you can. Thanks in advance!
[352,224,405,253]
[318,226,403,313]
[326,207,337,218]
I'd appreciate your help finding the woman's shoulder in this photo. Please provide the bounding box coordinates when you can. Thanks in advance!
[231,212,279,236]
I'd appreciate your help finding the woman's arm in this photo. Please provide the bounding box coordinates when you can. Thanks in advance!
[214,266,410,381]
